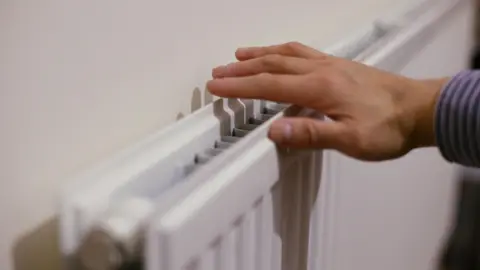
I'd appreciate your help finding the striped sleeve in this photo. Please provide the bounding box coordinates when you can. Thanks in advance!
[435,70,480,167]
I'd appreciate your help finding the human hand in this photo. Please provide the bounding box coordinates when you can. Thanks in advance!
[206,42,447,161]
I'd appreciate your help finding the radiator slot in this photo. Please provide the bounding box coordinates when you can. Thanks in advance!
[189,102,285,175]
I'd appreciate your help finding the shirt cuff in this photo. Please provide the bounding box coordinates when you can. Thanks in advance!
[435,70,480,167]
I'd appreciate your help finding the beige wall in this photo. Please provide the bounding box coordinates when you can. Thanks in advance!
[0,0,416,269]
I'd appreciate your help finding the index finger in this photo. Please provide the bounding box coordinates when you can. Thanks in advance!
[206,73,319,108]
[236,42,326,61]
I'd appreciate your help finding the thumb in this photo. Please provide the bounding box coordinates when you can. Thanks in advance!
[268,117,347,149]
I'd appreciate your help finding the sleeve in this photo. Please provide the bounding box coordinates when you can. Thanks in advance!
[435,70,480,167]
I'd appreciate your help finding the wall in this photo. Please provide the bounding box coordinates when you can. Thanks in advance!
[0,0,429,269]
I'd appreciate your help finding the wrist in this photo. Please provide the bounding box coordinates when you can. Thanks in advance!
[406,77,449,149]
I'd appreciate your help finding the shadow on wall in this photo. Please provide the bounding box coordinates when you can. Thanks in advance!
[13,217,61,270]
[11,87,214,270]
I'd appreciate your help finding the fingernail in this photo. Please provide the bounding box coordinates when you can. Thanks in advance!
[212,65,226,78]
[206,79,216,91]
[237,47,248,53]
[269,120,292,142]
[206,78,228,94]
[236,47,250,57]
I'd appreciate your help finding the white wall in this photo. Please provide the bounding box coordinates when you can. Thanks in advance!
[0,0,428,269]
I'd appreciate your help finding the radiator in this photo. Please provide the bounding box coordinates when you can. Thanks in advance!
[59,0,472,269]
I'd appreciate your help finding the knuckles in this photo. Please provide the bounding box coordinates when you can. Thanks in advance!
[309,71,335,91]
[255,73,277,86]
[283,41,305,53]
[261,54,284,68]
[304,120,321,146]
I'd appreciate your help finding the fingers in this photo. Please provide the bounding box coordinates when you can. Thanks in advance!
[235,42,326,60]
[207,73,318,107]
[268,117,347,149]
[212,55,315,78]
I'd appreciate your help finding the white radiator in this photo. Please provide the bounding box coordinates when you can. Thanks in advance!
[59,0,473,269]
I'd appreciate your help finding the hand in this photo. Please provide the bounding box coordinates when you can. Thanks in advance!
[206,42,447,161]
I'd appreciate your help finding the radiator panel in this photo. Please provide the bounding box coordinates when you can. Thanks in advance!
[148,147,324,270]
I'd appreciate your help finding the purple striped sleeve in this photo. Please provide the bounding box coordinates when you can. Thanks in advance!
[435,70,480,167]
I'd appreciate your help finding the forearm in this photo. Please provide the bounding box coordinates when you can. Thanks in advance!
[435,70,480,167]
